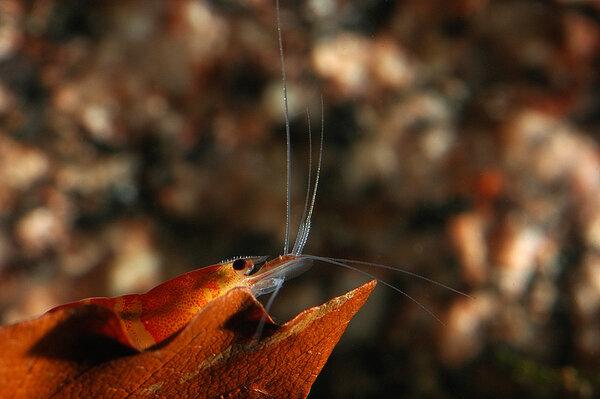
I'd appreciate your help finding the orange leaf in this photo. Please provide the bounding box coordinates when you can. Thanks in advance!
[0,280,376,398]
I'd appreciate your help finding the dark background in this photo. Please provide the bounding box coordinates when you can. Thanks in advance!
[1,0,600,397]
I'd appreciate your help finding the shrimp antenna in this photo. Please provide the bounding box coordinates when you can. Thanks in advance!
[292,109,313,255]
[294,96,324,255]
[300,254,446,325]
[327,257,472,298]
[276,0,292,255]
[249,0,293,348]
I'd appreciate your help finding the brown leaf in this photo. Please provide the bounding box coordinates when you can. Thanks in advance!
[0,280,376,398]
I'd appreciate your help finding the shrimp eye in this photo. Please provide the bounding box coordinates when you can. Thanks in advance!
[232,259,246,270]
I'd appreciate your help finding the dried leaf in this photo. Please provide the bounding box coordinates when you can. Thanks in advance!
[0,280,376,398]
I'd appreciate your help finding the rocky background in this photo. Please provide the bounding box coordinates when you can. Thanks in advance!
[1,0,600,397]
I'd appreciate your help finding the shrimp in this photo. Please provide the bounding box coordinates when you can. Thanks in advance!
[48,0,468,352]
[49,254,311,351]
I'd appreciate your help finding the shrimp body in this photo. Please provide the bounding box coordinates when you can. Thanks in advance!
[46,0,463,352]
[47,0,319,351]
[50,255,311,350]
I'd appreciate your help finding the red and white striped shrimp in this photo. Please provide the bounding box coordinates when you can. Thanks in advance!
[49,0,468,352]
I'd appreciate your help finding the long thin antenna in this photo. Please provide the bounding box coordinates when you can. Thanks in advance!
[276,0,292,255]
[301,254,446,325]
[296,96,324,254]
[292,109,313,255]
[326,257,472,298]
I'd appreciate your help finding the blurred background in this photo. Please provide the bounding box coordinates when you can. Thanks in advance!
[1,0,600,397]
